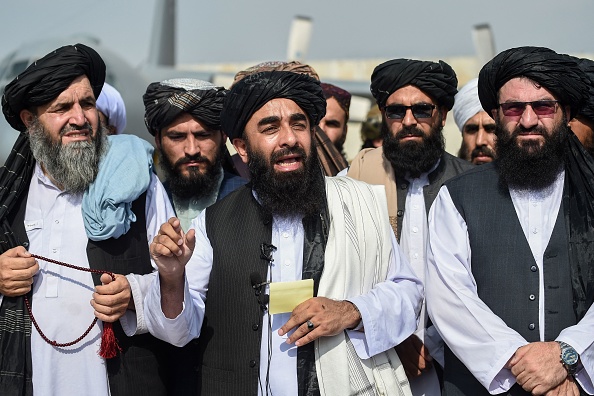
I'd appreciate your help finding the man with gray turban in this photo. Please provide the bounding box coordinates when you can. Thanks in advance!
[0,44,176,395]
[146,71,423,396]
[453,78,497,164]
[143,78,246,231]
[427,46,594,395]
[349,58,472,396]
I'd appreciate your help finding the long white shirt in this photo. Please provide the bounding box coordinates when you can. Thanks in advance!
[427,171,594,394]
[6,164,173,396]
[145,200,423,396]
[400,167,441,396]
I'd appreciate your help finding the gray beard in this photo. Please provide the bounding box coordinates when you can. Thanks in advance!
[28,117,108,194]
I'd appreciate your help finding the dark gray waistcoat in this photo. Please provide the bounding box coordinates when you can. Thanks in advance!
[443,164,577,396]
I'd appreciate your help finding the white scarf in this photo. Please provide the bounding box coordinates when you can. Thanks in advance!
[316,177,412,396]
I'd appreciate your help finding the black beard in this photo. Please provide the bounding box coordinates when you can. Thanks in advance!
[159,147,223,200]
[28,117,107,194]
[382,117,445,178]
[247,140,326,218]
[495,117,568,191]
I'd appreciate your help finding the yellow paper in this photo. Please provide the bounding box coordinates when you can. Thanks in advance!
[268,279,314,314]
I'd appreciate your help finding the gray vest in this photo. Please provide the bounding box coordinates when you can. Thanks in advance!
[443,164,577,396]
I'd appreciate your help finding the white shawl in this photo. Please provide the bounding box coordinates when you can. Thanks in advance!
[316,177,412,396]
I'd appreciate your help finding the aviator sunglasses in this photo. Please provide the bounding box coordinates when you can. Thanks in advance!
[498,100,559,117]
[384,103,436,120]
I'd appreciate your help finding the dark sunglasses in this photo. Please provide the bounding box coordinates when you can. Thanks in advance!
[384,103,436,120]
[498,100,559,117]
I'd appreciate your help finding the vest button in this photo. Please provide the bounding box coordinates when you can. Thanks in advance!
[400,183,408,190]
[528,323,535,330]
[529,294,535,301]
[252,324,259,331]
[530,265,537,272]
[249,359,257,368]
[397,210,404,217]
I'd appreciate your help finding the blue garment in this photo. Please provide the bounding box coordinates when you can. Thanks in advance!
[82,134,154,241]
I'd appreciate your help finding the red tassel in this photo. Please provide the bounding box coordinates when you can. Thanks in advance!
[99,322,122,359]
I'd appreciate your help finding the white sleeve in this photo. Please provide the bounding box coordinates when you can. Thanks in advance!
[557,303,594,394]
[120,173,176,336]
[144,211,211,347]
[426,186,528,393]
[347,231,423,358]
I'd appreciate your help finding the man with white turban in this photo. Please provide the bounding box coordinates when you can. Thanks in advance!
[453,78,497,164]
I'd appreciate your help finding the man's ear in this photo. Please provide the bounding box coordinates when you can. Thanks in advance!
[20,109,35,129]
[154,131,162,149]
[440,108,448,127]
[232,138,249,164]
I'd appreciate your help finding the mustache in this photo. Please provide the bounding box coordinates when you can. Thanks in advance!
[471,145,496,159]
[270,146,307,163]
[174,154,211,168]
[395,126,425,140]
[515,125,547,135]
[60,122,93,136]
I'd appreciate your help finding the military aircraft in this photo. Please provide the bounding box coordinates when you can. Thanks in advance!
[0,0,219,165]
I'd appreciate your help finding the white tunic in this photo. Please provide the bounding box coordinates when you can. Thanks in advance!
[145,194,423,395]
[427,172,594,394]
[4,164,174,396]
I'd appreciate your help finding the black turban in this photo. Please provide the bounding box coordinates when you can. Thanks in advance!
[370,59,458,110]
[2,43,105,132]
[478,46,589,119]
[573,57,594,122]
[221,71,326,140]
[143,79,227,136]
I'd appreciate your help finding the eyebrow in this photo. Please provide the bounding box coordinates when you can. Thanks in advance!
[257,113,307,127]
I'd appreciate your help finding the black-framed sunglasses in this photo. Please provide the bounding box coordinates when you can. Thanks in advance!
[384,103,436,120]
[498,100,559,117]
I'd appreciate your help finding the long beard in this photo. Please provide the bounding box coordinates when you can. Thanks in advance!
[247,140,326,218]
[382,117,445,178]
[28,117,107,194]
[159,147,223,200]
[495,117,568,191]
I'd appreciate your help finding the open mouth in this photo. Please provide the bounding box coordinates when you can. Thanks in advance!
[274,154,303,171]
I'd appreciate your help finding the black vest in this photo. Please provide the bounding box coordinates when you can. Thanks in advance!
[201,186,272,395]
[11,189,193,396]
[443,164,577,396]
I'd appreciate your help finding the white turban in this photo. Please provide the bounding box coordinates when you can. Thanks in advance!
[453,78,483,133]
[96,82,127,134]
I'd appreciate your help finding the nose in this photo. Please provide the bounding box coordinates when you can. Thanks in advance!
[68,103,86,127]
[475,127,488,147]
[184,136,200,156]
[278,125,298,147]
[401,108,417,127]
[519,104,539,129]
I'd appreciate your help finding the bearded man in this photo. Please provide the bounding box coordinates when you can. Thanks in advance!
[347,58,473,396]
[427,46,594,395]
[453,78,497,165]
[145,71,423,396]
[0,44,180,396]
[143,79,247,231]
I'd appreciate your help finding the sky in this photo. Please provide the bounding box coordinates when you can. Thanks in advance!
[0,0,592,69]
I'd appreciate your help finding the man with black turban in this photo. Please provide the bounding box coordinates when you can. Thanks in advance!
[348,58,472,396]
[143,78,246,231]
[427,46,594,396]
[569,57,594,156]
[0,44,178,396]
[146,71,423,396]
